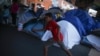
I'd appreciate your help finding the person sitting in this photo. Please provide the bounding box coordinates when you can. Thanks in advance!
[36,3,44,18]
[28,3,37,17]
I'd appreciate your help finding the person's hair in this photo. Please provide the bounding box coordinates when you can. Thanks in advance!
[31,3,35,6]
[31,3,35,8]
[75,0,94,9]
[45,13,52,18]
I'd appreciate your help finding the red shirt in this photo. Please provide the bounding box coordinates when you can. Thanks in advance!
[11,2,19,14]
[45,20,63,42]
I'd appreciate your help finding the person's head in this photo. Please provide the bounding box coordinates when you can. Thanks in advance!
[31,3,35,8]
[44,13,53,23]
[75,0,94,9]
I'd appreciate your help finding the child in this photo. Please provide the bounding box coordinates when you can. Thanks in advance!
[3,5,10,24]
[32,13,72,56]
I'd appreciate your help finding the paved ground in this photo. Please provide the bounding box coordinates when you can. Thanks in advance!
[0,24,91,56]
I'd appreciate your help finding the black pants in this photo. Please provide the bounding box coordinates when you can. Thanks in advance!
[11,13,17,25]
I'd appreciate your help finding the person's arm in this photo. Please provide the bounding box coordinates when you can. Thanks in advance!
[57,25,62,42]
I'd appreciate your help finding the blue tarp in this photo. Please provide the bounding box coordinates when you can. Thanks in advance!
[63,9,96,35]
[63,16,86,37]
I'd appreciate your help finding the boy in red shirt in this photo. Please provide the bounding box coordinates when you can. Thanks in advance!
[32,13,72,56]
